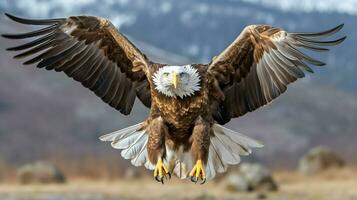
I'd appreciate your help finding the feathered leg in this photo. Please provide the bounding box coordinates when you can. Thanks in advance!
[147,117,171,183]
[189,116,210,184]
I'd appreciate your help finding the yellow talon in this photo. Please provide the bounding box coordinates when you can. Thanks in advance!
[189,160,206,184]
[154,158,171,184]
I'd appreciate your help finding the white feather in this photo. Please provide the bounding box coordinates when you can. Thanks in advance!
[210,141,227,173]
[130,140,148,167]
[172,149,194,179]
[112,130,144,149]
[145,159,155,170]
[204,124,263,180]
[121,131,147,159]
[99,123,143,141]
[99,122,154,170]
[213,124,264,149]
[100,122,263,180]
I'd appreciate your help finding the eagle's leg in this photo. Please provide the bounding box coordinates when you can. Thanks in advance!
[147,117,171,184]
[189,116,210,184]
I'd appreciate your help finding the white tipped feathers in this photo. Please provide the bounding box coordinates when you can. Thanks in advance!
[100,123,262,180]
[204,124,263,179]
[170,124,263,180]
[99,123,154,170]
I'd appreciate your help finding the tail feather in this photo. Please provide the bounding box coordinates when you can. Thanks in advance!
[100,123,143,143]
[130,137,149,167]
[99,122,152,168]
[121,131,146,159]
[213,124,263,149]
[172,150,194,179]
[203,124,263,180]
[209,141,227,173]
[170,124,262,180]
[211,135,241,164]
[100,123,263,181]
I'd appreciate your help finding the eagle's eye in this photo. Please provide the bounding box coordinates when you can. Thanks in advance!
[162,72,169,77]
[179,72,188,77]
[179,72,189,80]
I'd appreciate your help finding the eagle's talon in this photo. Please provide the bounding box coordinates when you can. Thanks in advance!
[189,160,206,185]
[200,177,206,185]
[155,176,162,183]
[165,172,171,180]
[190,176,197,183]
[153,158,170,184]
[155,175,165,184]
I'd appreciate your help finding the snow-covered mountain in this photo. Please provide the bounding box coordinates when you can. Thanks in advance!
[1,0,355,92]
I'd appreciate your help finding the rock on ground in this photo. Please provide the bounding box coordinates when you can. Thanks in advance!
[17,161,65,184]
[299,146,345,175]
[223,163,278,192]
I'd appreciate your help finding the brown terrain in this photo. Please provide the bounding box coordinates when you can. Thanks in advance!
[0,168,357,200]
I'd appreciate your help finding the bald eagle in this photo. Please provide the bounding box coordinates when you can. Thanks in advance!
[2,13,345,184]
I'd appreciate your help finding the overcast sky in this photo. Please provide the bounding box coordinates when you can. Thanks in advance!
[241,0,357,15]
[2,0,357,17]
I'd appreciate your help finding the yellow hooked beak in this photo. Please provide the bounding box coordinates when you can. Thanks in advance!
[171,72,180,89]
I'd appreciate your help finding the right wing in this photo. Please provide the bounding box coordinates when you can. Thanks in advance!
[207,24,345,124]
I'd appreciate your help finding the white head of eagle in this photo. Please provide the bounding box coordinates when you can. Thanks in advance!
[153,65,201,98]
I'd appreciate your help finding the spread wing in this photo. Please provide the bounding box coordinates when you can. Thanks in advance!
[2,13,152,115]
[208,24,346,124]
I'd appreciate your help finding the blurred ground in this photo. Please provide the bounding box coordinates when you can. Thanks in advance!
[0,168,356,200]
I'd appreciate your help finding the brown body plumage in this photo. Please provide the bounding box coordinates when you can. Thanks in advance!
[147,64,212,165]
[2,13,345,184]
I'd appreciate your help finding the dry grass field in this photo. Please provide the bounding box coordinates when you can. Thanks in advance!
[0,167,356,200]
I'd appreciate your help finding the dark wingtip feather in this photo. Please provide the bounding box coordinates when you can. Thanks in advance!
[5,33,55,51]
[4,13,29,24]
[318,62,326,67]
[1,24,57,40]
[4,13,64,25]
[321,23,345,35]
[292,23,345,38]
[2,33,24,39]
[337,36,347,44]
[6,46,17,51]
[319,36,347,46]
[4,13,12,19]
[333,23,344,32]
[23,58,38,65]
[13,54,23,60]
[1,34,13,39]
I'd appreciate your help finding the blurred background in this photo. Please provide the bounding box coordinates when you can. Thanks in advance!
[0,0,356,200]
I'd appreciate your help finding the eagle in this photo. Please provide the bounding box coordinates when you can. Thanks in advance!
[2,13,345,184]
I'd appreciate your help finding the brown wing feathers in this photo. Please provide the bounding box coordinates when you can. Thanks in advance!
[209,24,345,124]
[2,13,151,114]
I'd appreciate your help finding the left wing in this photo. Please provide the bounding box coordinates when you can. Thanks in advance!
[2,14,152,115]
[208,24,346,124]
